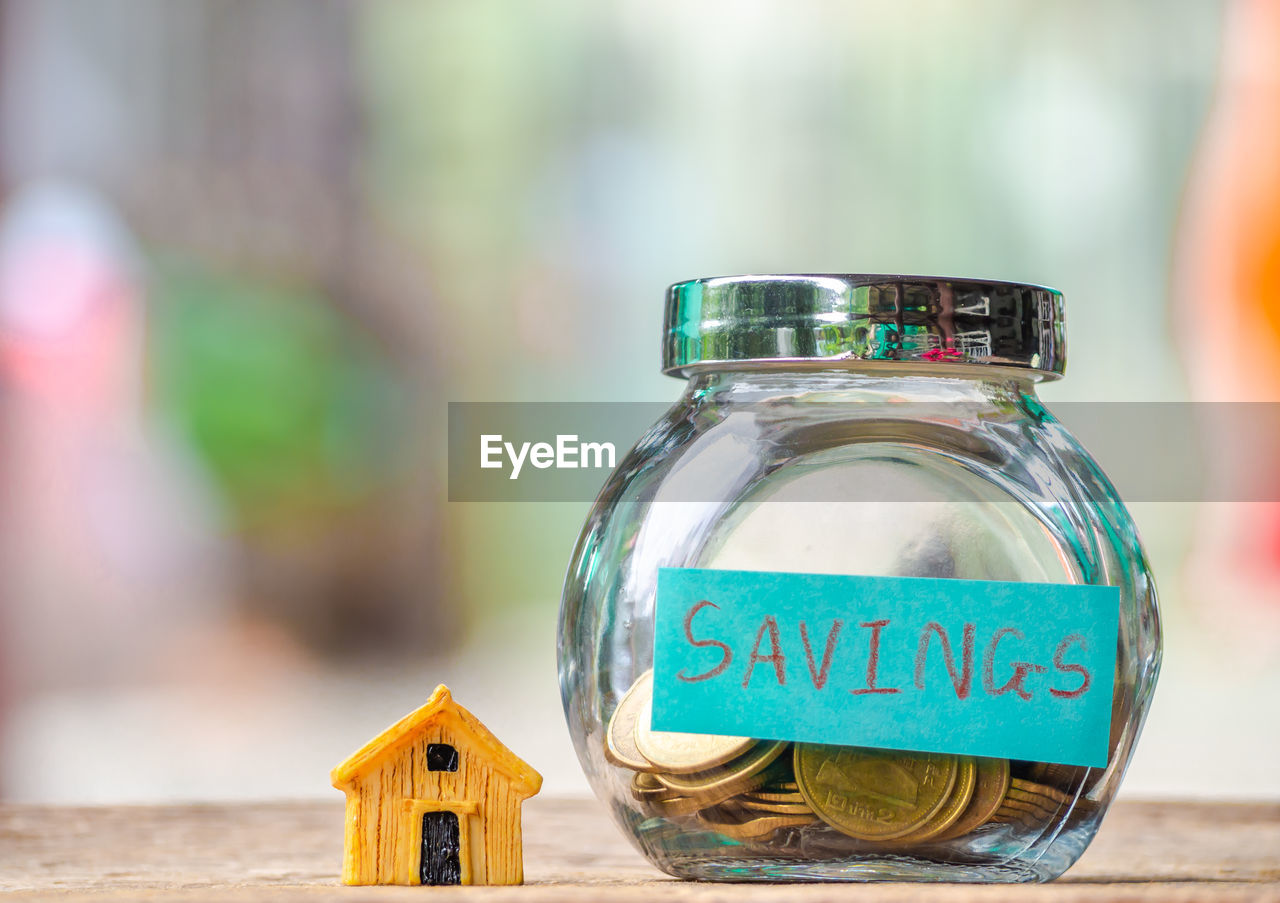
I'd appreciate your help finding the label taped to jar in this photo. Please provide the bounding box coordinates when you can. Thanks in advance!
[652,567,1120,768]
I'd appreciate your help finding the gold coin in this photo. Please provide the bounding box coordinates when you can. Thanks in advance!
[882,756,977,844]
[630,772,712,817]
[727,797,815,816]
[991,809,1041,828]
[1026,761,1093,792]
[794,745,960,841]
[988,804,1039,824]
[760,780,799,793]
[656,741,789,795]
[1003,792,1058,814]
[632,697,756,773]
[990,808,1043,827]
[999,797,1065,828]
[1009,778,1073,807]
[605,671,659,772]
[1005,792,1066,816]
[930,757,1011,841]
[697,806,819,842]
[646,793,707,818]
[630,771,676,802]
[739,789,808,805]
[993,797,1056,824]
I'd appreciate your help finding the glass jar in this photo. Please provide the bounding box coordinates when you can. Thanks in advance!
[557,275,1161,883]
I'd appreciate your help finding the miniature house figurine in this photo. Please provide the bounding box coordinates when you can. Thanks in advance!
[330,684,543,886]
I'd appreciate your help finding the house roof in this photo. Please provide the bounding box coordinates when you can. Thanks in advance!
[330,684,543,796]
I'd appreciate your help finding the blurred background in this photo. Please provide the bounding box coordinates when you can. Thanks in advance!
[0,0,1277,802]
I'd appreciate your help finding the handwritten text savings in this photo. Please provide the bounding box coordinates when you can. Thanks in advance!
[674,599,1095,702]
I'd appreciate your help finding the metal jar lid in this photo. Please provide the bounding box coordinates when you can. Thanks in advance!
[662,274,1066,379]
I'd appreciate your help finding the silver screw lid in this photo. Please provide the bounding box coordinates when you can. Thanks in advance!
[662,274,1066,380]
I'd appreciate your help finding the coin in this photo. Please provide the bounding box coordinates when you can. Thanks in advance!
[739,789,809,805]
[630,773,704,817]
[1009,778,1073,807]
[990,807,1044,827]
[930,757,1011,841]
[881,756,977,844]
[991,808,1042,828]
[697,806,819,842]
[605,671,660,772]
[630,771,675,802]
[992,797,1057,825]
[1003,796,1057,816]
[729,797,815,816]
[760,781,799,793]
[1026,761,1093,792]
[646,793,708,818]
[998,798,1064,828]
[1004,793,1065,816]
[631,765,752,817]
[794,745,960,841]
[656,741,789,796]
[633,697,756,773]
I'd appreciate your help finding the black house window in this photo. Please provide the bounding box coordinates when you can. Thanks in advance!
[426,743,459,772]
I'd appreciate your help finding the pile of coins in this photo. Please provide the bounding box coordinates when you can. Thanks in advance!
[607,671,1092,849]
[606,672,820,842]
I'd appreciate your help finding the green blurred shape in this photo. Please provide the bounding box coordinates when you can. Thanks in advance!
[149,260,405,526]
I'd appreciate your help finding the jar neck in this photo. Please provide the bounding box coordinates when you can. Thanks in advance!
[681,366,1041,407]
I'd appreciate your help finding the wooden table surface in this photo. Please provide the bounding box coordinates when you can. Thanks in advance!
[1,798,1276,901]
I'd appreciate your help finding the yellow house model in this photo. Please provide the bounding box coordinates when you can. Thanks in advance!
[330,685,542,886]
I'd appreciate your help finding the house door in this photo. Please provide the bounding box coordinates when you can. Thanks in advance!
[420,811,461,885]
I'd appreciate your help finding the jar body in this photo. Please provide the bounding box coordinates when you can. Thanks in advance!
[557,368,1161,883]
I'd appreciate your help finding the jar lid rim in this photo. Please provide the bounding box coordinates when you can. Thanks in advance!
[663,274,1066,380]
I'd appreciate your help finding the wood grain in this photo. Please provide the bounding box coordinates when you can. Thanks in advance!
[0,798,1276,901]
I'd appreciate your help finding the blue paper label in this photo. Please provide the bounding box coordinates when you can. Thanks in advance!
[652,568,1119,768]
